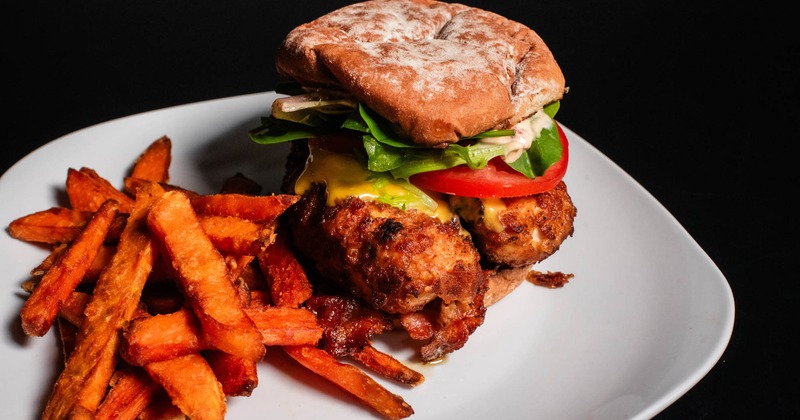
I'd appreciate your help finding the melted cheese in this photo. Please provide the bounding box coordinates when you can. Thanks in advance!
[294,145,455,222]
[451,196,507,233]
[480,198,507,232]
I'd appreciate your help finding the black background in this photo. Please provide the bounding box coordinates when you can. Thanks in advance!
[6,1,798,418]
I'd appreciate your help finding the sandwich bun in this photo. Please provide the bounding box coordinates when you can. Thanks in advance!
[275,0,566,145]
[261,0,576,361]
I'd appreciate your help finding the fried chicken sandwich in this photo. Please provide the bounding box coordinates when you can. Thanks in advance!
[250,0,576,361]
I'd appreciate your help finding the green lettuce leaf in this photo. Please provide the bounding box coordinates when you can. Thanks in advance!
[249,116,333,144]
[507,118,562,177]
[249,95,562,179]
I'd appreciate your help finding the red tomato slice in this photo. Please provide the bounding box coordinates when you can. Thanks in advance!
[409,122,570,198]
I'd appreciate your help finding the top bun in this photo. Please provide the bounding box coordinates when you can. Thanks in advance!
[275,0,565,146]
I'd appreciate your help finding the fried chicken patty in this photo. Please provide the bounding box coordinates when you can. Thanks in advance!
[287,183,486,315]
[449,181,576,268]
[280,141,574,360]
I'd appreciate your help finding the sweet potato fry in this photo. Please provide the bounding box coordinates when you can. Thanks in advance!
[20,199,120,337]
[9,207,92,244]
[351,344,424,386]
[59,290,150,329]
[58,291,92,327]
[121,309,204,366]
[190,193,299,222]
[122,305,322,366]
[42,184,163,419]
[72,342,119,417]
[10,135,431,419]
[82,244,118,283]
[30,243,68,278]
[67,167,136,213]
[36,244,120,285]
[245,306,323,346]
[283,345,414,420]
[146,190,265,361]
[94,366,161,420]
[57,294,122,417]
[257,232,313,308]
[128,136,172,185]
[200,215,276,255]
[204,349,259,396]
[144,354,226,420]
[124,176,196,198]
[9,206,127,245]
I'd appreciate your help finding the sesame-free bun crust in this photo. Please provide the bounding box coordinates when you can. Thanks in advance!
[276,0,566,146]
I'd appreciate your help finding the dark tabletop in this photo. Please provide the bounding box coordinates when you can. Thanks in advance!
[7,1,798,418]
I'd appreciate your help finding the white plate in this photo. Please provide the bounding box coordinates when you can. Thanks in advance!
[0,92,734,420]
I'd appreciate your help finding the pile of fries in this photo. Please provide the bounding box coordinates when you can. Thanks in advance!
[9,136,422,419]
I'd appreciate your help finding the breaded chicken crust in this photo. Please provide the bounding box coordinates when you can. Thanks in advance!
[450,181,576,267]
[288,184,486,315]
